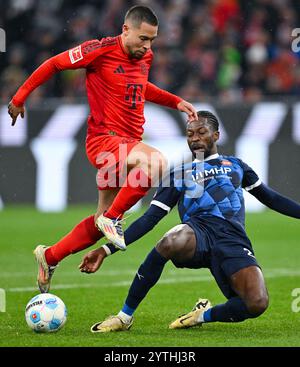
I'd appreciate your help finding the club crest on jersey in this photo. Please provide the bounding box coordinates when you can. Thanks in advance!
[221,160,232,166]
[140,63,148,75]
[69,46,83,64]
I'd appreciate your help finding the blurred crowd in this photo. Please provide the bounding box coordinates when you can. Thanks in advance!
[1,0,300,105]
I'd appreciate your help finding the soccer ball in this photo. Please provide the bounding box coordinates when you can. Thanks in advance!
[25,293,67,333]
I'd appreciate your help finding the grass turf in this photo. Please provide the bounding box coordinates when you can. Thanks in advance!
[0,205,300,347]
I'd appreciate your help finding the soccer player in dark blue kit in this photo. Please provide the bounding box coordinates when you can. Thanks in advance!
[79,111,300,332]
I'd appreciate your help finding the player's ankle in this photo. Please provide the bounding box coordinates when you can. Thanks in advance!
[103,210,123,220]
[118,311,133,324]
[201,308,212,323]
[45,247,59,267]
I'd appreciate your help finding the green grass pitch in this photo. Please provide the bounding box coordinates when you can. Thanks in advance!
[0,205,300,347]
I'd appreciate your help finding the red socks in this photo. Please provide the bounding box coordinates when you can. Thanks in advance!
[45,215,103,266]
[104,167,152,219]
[44,168,151,266]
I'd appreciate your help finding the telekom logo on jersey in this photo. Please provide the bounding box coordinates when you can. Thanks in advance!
[0,102,297,212]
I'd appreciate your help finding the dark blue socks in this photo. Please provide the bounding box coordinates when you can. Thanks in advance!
[122,247,168,315]
[120,248,255,324]
[209,297,255,322]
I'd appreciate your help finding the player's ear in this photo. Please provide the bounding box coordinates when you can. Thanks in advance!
[122,24,129,35]
[213,130,220,142]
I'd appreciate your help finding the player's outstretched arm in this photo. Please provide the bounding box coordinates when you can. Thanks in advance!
[8,52,76,126]
[79,204,168,274]
[177,100,198,122]
[8,40,103,126]
[145,82,198,122]
[250,183,300,218]
[8,101,25,126]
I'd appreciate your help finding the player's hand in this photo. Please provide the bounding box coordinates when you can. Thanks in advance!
[177,100,198,122]
[78,247,107,274]
[8,100,25,126]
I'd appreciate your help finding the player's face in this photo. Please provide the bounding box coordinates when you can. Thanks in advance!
[122,21,158,59]
[186,119,219,158]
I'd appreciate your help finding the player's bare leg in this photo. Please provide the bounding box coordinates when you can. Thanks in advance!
[229,266,269,317]
[153,225,213,329]
[91,224,197,332]
[170,263,269,328]
[95,188,121,219]
[96,142,167,250]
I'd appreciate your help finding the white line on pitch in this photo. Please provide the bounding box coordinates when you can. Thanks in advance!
[6,276,211,292]
[1,267,299,278]
[5,268,300,293]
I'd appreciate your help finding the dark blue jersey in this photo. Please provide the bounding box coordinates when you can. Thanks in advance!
[151,153,261,229]
[104,153,300,255]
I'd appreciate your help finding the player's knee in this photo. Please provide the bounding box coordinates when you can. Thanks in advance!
[246,294,269,317]
[156,235,177,259]
[156,225,193,259]
[140,152,167,180]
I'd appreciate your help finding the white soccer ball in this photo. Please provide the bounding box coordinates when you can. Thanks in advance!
[25,293,67,333]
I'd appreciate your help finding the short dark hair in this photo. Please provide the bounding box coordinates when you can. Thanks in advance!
[197,110,219,132]
[125,5,158,27]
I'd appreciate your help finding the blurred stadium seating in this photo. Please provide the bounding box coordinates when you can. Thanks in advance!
[1,0,300,105]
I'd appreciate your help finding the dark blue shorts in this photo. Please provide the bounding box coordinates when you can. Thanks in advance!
[172,216,260,299]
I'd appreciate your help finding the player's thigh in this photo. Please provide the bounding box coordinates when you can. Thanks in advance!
[156,224,196,262]
[210,242,265,300]
[95,188,121,220]
[230,266,269,312]
[126,142,168,176]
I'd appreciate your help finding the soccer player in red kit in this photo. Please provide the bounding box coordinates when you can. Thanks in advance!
[8,5,198,293]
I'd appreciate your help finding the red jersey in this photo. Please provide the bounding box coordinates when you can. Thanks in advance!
[12,35,182,140]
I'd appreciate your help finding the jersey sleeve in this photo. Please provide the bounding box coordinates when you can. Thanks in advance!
[12,39,105,106]
[150,170,182,212]
[145,82,182,109]
[239,159,262,191]
[55,39,106,69]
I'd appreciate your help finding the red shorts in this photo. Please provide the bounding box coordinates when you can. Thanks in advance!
[86,134,140,190]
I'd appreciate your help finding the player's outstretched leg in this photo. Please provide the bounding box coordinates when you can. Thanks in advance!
[33,190,121,292]
[170,266,268,329]
[33,215,104,292]
[33,245,58,293]
[90,246,168,333]
[90,224,196,332]
[98,143,167,250]
[169,298,212,329]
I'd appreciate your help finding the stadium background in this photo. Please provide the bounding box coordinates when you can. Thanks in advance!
[1,0,300,348]
[1,0,300,211]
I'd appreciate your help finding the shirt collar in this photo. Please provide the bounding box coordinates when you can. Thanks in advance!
[193,153,219,163]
